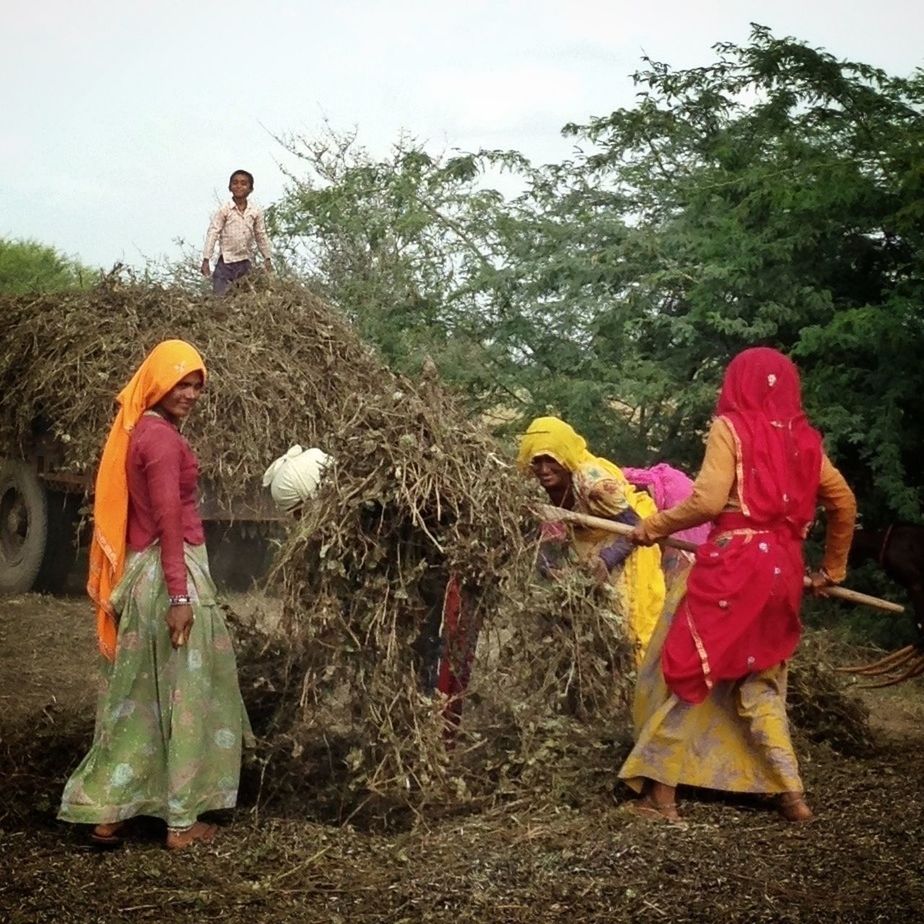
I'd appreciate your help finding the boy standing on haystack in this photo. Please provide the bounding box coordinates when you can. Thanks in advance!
[200,169,273,294]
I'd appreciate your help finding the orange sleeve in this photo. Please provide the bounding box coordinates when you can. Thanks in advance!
[642,418,736,540]
[816,455,857,583]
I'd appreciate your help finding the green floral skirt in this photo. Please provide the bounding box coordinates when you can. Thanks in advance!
[59,543,253,828]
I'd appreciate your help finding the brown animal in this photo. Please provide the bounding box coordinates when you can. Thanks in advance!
[839,524,924,686]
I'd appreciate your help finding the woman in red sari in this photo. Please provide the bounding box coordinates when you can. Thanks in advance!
[619,347,856,823]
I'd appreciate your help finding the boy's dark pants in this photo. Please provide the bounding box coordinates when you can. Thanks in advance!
[212,256,252,295]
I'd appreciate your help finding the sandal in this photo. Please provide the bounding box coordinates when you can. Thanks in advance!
[91,821,127,846]
[166,821,218,850]
[624,797,685,825]
[777,792,814,824]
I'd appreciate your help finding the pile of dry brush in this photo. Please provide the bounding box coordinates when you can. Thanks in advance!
[0,275,872,821]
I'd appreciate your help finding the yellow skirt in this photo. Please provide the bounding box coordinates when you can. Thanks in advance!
[618,559,803,795]
[572,531,664,663]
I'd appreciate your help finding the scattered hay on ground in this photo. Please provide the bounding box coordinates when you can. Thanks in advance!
[3,593,921,924]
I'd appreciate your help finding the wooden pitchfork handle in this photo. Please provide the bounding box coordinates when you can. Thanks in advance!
[533,503,905,615]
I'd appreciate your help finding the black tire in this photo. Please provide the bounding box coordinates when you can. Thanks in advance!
[34,490,82,594]
[0,460,48,594]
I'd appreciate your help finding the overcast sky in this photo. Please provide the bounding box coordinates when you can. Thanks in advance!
[3,0,921,269]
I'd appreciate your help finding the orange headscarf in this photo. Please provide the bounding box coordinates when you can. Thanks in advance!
[87,340,206,660]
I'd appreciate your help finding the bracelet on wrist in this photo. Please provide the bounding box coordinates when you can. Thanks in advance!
[169,594,192,607]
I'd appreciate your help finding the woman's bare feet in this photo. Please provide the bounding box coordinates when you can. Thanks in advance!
[626,797,684,823]
[165,821,218,850]
[91,821,127,845]
[777,791,814,823]
[625,779,684,823]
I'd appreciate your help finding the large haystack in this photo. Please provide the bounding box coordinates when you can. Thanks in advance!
[0,275,871,821]
[0,276,635,813]
[0,275,389,501]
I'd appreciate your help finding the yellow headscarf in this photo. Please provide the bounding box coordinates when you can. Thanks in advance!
[87,340,206,660]
[518,416,629,482]
[518,416,664,657]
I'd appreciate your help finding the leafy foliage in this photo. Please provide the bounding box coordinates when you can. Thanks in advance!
[270,28,924,523]
[569,24,924,516]
[0,238,98,294]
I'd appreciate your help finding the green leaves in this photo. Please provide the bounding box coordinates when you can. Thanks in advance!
[0,238,98,295]
[270,28,924,520]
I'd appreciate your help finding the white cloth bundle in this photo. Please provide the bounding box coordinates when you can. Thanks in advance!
[262,444,330,512]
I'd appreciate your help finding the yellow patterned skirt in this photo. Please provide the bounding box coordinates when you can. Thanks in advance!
[618,558,803,795]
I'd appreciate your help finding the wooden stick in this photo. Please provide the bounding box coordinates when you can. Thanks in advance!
[536,504,699,552]
[533,503,905,615]
[821,585,905,614]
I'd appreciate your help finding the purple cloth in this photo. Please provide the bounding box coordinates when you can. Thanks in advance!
[212,256,252,295]
[622,462,712,548]
[598,507,640,572]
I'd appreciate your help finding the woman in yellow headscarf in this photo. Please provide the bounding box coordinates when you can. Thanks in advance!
[59,340,252,850]
[518,417,665,659]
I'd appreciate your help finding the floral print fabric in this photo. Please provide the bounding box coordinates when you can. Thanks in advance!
[570,461,665,660]
[59,543,252,828]
[618,558,803,796]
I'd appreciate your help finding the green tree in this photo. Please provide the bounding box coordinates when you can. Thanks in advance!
[564,24,924,517]
[269,129,653,455]
[271,28,924,519]
[0,238,98,294]
[270,130,529,402]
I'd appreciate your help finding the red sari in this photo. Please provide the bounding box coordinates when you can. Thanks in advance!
[661,348,823,703]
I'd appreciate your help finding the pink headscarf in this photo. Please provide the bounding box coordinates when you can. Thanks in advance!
[622,463,711,548]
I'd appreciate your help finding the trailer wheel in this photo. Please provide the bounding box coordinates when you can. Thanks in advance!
[0,460,48,594]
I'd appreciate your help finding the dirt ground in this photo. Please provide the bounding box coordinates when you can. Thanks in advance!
[2,592,923,924]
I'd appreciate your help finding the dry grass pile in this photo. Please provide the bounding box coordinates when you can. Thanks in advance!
[0,275,635,817]
[0,275,872,822]
[0,274,385,507]
[246,355,639,817]
[788,631,875,756]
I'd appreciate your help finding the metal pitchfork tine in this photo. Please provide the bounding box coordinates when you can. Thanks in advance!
[837,644,918,676]
[858,654,924,689]
[837,644,924,688]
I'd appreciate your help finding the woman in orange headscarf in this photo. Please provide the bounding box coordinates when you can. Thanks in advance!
[59,340,251,850]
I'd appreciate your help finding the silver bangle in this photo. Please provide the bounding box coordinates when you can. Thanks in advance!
[169,594,192,606]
